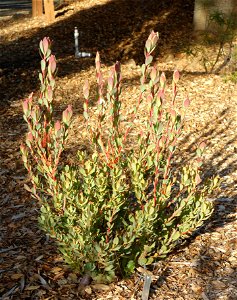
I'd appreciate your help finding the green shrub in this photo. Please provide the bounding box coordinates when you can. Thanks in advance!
[21,33,219,283]
[187,10,237,73]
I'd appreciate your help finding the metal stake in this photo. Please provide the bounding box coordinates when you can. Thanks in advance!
[142,274,152,300]
[74,27,92,58]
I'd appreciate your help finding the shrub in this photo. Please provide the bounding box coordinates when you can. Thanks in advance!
[187,10,237,73]
[21,33,219,283]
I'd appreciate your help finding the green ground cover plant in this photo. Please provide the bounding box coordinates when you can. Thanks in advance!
[21,32,219,283]
[187,10,237,73]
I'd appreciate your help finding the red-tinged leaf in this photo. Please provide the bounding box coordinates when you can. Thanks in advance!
[49,55,56,73]
[147,94,153,103]
[83,80,90,99]
[199,141,206,150]
[20,144,25,153]
[183,98,190,108]
[28,92,33,102]
[148,31,159,46]
[98,97,105,105]
[41,134,47,148]
[115,61,120,74]
[68,104,72,113]
[145,55,153,66]
[22,99,29,114]
[42,37,49,54]
[95,51,100,63]
[97,72,103,86]
[151,31,159,46]
[20,144,28,158]
[170,109,176,119]
[148,30,155,41]
[160,72,166,87]
[150,66,157,82]
[158,89,165,100]
[108,76,114,90]
[145,39,152,52]
[23,93,33,115]
[31,107,38,122]
[55,120,61,132]
[27,132,33,142]
[195,174,202,185]
[196,157,202,164]
[62,110,67,123]
[173,70,180,84]
[95,52,100,71]
[62,105,73,125]
[47,86,53,101]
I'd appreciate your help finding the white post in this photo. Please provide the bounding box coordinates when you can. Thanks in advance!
[74,28,92,58]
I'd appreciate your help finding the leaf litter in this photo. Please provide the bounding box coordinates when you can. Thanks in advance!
[0,0,236,299]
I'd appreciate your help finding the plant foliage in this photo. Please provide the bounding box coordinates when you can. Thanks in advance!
[21,33,219,283]
[187,10,237,73]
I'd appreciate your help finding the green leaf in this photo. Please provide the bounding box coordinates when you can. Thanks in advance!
[171,231,180,241]
[127,260,135,273]
[138,256,147,266]
[147,144,155,152]
[146,256,154,265]
[140,84,146,92]
[24,184,33,193]
[141,64,146,75]
[104,264,114,272]
[145,39,152,52]
[145,55,153,66]
[79,167,86,176]
[113,236,119,246]
[41,59,46,71]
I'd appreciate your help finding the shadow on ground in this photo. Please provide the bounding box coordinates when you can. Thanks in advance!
[0,0,195,104]
[0,1,236,298]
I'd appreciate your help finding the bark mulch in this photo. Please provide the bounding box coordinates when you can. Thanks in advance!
[0,0,236,299]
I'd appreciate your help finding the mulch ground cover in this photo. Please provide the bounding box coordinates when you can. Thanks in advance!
[0,0,236,299]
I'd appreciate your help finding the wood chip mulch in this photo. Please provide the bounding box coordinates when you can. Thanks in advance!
[0,1,236,299]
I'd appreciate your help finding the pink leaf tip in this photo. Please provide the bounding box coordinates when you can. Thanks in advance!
[62,105,73,125]
[49,55,56,73]
[42,37,50,53]
[199,142,206,150]
[55,120,61,132]
[195,174,202,185]
[83,80,90,99]
[173,70,180,84]
[27,132,33,142]
[183,98,190,108]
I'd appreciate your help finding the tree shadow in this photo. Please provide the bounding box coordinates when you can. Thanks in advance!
[139,104,237,298]
[1,2,236,296]
[194,244,237,300]
[1,76,236,299]
[0,0,195,105]
[179,106,237,226]
[151,237,237,299]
